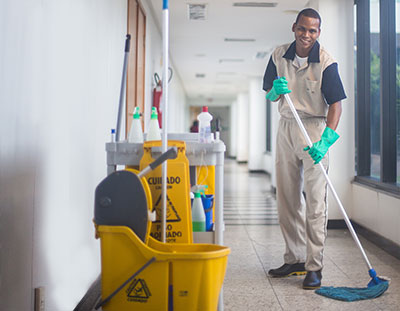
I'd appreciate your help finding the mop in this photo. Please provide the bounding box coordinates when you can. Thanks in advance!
[282,92,390,301]
[161,0,169,243]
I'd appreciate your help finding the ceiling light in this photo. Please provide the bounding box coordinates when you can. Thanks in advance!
[233,2,277,8]
[224,38,256,42]
[188,4,207,20]
[219,59,244,63]
[217,72,237,80]
[283,9,300,15]
[217,72,237,76]
[195,73,206,78]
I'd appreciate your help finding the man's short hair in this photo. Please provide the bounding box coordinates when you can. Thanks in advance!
[295,8,321,28]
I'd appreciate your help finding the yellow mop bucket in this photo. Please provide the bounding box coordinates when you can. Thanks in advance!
[96,225,230,311]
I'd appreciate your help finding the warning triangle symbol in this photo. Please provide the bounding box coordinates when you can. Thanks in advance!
[127,279,151,299]
[153,195,181,223]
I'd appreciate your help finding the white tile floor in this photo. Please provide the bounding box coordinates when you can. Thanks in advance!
[222,160,400,311]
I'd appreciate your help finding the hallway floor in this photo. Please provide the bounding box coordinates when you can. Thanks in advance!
[222,160,400,311]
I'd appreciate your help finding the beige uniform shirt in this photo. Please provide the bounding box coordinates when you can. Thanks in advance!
[263,41,346,119]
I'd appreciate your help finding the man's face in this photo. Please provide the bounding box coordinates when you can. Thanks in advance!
[292,15,321,55]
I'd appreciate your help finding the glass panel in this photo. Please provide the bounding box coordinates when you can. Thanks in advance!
[354,5,358,174]
[396,0,400,184]
[370,0,381,179]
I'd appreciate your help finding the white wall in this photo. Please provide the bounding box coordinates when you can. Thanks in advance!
[229,100,238,158]
[0,1,127,310]
[261,99,280,188]
[236,93,249,162]
[353,185,400,245]
[142,1,187,134]
[318,0,355,219]
[0,1,187,310]
[248,79,266,171]
[144,58,187,134]
[168,77,188,133]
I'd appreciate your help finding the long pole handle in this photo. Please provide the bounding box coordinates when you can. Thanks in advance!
[116,34,131,142]
[161,0,169,242]
[283,93,372,271]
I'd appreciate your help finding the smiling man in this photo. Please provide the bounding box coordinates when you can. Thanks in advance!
[262,8,346,289]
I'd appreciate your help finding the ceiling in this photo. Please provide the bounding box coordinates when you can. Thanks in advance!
[148,0,310,100]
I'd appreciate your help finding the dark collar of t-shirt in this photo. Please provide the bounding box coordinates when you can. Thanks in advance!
[282,40,320,63]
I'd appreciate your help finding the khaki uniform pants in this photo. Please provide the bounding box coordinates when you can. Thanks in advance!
[276,117,328,272]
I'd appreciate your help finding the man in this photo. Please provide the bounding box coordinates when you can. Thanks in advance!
[263,8,346,289]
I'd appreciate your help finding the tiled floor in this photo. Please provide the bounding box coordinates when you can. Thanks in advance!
[222,160,400,311]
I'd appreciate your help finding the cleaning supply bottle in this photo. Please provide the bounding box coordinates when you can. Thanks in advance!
[110,129,116,143]
[192,191,206,232]
[146,107,161,141]
[197,106,213,143]
[128,107,144,143]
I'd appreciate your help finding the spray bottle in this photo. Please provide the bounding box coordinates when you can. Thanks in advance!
[191,185,206,232]
[146,107,161,141]
[197,106,213,143]
[128,107,144,143]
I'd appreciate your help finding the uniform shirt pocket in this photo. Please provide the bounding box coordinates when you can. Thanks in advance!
[302,78,326,116]
[305,79,319,94]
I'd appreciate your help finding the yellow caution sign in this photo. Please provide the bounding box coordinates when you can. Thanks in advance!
[140,140,192,243]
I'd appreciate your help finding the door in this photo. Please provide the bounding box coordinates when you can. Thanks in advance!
[127,0,146,135]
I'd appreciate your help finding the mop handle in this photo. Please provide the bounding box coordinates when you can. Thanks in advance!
[161,0,169,243]
[115,34,131,142]
[283,93,373,271]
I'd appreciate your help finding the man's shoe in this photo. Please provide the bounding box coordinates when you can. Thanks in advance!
[268,263,306,277]
[303,270,322,289]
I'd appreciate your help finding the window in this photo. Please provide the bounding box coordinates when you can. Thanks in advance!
[355,0,400,193]
[370,0,381,179]
[396,0,400,183]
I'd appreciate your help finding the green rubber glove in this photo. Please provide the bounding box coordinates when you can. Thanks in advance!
[266,77,291,101]
[304,127,340,164]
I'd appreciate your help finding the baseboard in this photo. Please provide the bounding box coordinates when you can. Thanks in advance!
[327,219,400,261]
[327,219,347,229]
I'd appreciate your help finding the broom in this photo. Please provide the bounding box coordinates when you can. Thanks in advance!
[282,92,389,301]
